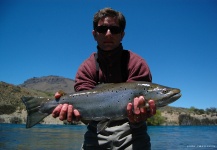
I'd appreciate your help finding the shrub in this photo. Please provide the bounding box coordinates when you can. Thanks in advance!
[147,110,165,126]
[0,117,5,123]
[10,117,22,124]
[0,104,16,115]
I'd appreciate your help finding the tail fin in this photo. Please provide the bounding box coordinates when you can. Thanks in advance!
[22,97,50,128]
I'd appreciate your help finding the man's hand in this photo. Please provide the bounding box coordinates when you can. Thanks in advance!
[52,92,81,122]
[127,96,156,123]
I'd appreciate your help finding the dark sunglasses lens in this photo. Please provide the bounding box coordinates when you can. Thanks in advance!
[95,26,122,34]
[95,26,108,33]
[110,26,122,34]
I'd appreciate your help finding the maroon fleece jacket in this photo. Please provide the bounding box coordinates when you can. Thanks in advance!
[74,44,152,92]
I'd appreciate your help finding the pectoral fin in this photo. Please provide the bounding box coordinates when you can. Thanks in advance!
[97,119,111,133]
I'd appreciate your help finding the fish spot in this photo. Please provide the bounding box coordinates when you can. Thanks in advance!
[144,88,148,92]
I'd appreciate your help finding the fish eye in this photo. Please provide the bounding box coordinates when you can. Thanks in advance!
[162,88,168,94]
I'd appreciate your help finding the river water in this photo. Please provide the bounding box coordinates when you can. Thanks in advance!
[0,124,217,150]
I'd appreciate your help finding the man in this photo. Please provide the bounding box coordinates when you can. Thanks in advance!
[52,7,156,149]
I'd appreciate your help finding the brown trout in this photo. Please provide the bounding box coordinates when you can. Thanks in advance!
[22,81,181,132]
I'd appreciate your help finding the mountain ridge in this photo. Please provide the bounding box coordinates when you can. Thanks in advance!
[19,75,75,93]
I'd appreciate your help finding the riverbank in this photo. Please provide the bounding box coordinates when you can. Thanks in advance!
[1,108,216,126]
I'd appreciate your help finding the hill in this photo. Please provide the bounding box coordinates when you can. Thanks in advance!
[20,75,75,93]
[0,81,53,113]
[0,76,216,126]
[0,81,64,125]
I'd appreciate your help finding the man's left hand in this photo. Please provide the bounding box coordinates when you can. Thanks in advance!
[127,96,156,123]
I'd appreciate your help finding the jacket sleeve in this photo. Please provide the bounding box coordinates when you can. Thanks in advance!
[126,51,152,82]
[74,53,97,92]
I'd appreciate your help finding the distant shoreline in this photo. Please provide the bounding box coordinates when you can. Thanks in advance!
[0,108,216,126]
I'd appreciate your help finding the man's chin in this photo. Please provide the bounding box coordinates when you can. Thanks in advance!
[102,45,118,51]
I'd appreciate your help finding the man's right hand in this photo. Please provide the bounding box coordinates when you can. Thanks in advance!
[52,92,81,122]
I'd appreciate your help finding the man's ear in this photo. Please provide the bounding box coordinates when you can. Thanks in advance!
[92,30,97,40]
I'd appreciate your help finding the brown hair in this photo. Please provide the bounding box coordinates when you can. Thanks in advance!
[93,7,126,31]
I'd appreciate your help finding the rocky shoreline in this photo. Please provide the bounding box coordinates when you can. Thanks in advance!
[0,109,64,126]
[0,108,216,126]
[161,111,217,125]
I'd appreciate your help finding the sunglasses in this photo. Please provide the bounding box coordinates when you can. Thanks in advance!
[95,26,122,34]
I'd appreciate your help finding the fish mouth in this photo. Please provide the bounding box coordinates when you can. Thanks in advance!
[169,89,181,100]
[169,93,182,103]
[156,89,182,107]
[164,93,182,107]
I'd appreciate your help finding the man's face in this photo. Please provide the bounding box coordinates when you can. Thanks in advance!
[92,17,125,51]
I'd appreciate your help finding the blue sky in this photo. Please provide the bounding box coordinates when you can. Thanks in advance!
[0,0,217,109]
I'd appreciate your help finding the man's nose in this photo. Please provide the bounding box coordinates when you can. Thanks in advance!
[105,29,112,36]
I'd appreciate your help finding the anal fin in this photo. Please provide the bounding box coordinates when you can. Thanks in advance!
[97,119,111,133]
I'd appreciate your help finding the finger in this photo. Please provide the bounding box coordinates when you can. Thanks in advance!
[134,97,146,122]
[148,100,156,117]
[67,105,73,122]
[52,104,62,118]
[138,96,145,113]
[74,109,81,121]
[138,96,147,121]
[133,97,140,115]
[127,103,134,123]
[55,92,62,99]
[59,104,68,121]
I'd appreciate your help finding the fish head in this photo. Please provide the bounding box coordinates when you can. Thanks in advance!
[137,82,181,108]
